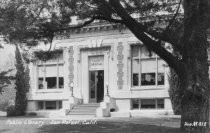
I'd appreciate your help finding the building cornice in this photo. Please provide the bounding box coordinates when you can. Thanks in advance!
[54,14,184,40]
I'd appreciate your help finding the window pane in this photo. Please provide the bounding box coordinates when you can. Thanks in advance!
[38,78,44,89]
[38,66,45,77]
[45,65,57,77]
[141,99,155,109]
[141,59,156,73]
[157,59,166,72]
[132,59,140,73]
[132,59,139,86]
[158,73,164,85]
[141,73,155,86]
[37,101,44,110]
[47,52,63,62]
[59,77,64,88]
[45,101,57,109]
[131,46,139,58]
[157,99,164,109]
[58,101,62,109]
[57,53,63,61]
[140,46,155,58]
[46,77,57,89]
[132,99,139,109]
[58,65,64,77]
[133,74,139,86]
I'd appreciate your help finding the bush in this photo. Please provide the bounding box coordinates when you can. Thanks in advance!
[6,105,16,117]
[0,100,10,112]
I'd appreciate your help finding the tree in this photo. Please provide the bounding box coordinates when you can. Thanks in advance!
[14,45,27,116]
[0,69,14,94]
[0,0,210,132]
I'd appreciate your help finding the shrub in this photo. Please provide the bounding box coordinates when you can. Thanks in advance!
[0,100,10,112]
[6,105,16,117]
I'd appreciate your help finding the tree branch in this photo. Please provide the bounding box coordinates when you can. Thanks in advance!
[27,4,45,27]
[109,0,185,76]
[99,0,180,46]
[165,0,182,31]
[53,16,96,32]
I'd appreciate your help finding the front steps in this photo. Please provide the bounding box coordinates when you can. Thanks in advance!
[67,103,100,117]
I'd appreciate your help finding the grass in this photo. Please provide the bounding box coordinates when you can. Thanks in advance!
[0,116,181,133]
[39,121,180,133]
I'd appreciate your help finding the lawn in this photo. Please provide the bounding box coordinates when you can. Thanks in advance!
[0,116,181,133]
[39,119,180,133]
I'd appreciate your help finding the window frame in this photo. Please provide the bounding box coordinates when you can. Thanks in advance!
[131,98,165,110]
[131,45,166,89]
[37,101,63,110]
[37,51,64,90]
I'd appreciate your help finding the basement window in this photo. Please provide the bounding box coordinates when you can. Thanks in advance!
[37,101,44,110]
[132,99,164,110]
[37,101,62,110]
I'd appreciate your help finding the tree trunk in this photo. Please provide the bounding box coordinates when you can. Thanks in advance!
[109,0,210,132]
[180,1,209,132]
[180,58,209,133]
[180,29,209,133]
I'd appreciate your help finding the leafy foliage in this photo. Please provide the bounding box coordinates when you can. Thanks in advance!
[33,49,63,61]
[0,69,15,94]
[0,0,182,47]
[6,104,16,116]
[0,0,71,47]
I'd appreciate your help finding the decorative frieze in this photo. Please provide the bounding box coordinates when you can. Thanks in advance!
[54,23,126,40]
[69,46,74,85]
[117,42,124,90]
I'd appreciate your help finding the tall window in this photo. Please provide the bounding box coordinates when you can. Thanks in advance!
[131,45,166,87]
[38,52,64,89]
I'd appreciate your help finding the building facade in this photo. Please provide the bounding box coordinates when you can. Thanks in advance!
[26,23,173,117]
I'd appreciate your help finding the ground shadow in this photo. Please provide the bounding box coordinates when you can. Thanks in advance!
[38,120,180,133]
[0,129,10,133]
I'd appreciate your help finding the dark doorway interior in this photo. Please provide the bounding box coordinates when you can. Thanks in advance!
[89,70,104,103]
[96,70,104,103]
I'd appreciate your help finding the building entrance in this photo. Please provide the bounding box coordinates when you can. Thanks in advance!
[89,70,104,103]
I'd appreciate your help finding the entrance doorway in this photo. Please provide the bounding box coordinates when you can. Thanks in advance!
[89,70,104,103]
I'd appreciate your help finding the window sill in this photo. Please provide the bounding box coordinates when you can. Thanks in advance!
[36,89,64,93]
[37,61,65,65]
[36,109,62,111]
[131,86,166,90]
[131,108,165,110]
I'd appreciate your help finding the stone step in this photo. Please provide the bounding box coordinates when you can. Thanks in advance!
[68,112,96,115]
[70,109,97,112]
[76,104,100,107]
[67,103,99,116]
[66,114,96,118]
[70,110,96,113]
[73,106,99,110]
